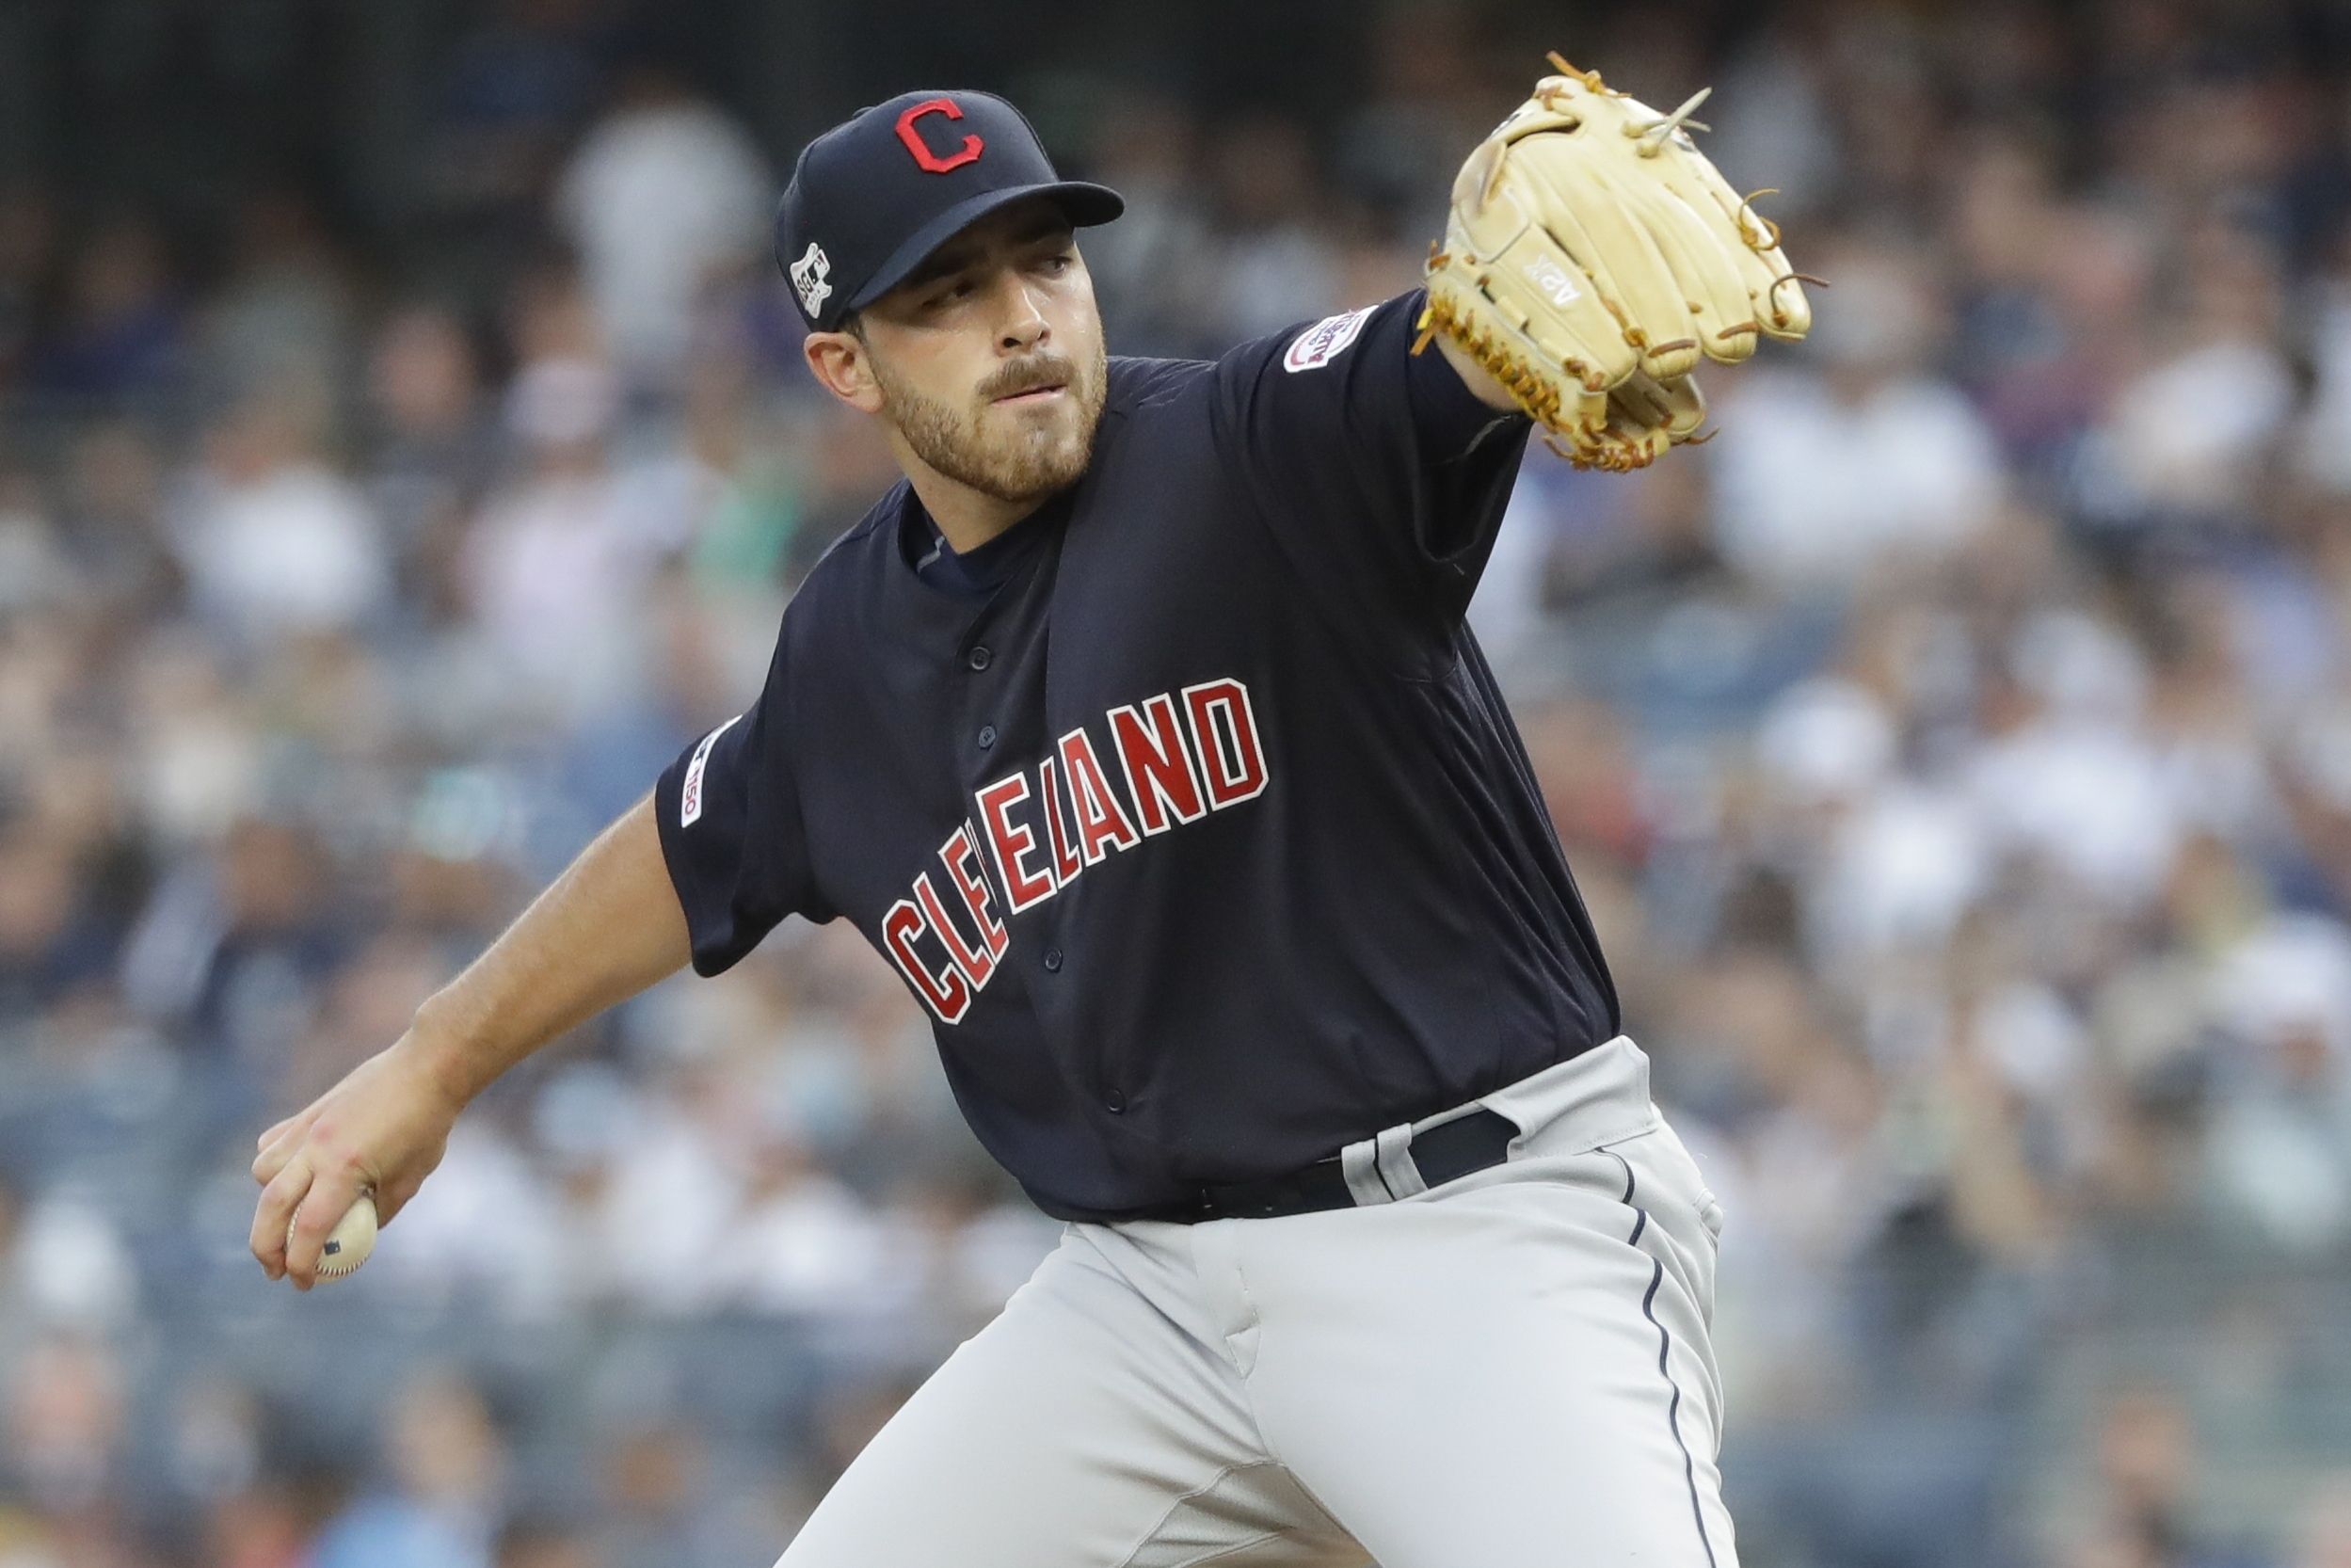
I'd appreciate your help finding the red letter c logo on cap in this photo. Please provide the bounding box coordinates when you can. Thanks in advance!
[896,97,984,173]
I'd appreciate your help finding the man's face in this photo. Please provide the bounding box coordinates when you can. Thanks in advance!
[815,199,1109,505]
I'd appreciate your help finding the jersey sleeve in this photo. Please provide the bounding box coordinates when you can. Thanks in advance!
[653,640,830,977]
[1213,288,1532,632]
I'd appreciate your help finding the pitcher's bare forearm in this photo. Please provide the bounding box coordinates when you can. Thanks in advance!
[250,793,689,1286]
[408,789,692,1106]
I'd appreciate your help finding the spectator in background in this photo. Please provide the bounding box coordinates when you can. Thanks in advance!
[1702,17,1840,221]
[26,213,185,418]
[614,346,800,605]
[1205,114,1344,343]
[363,303,498,614]
[0,820,114,1016]
[2295,230,2351,498]
[1335,3,1498,237]
[590,1416,773,1568]
[118,809,352,1074]
[495,1515,598,1568]
[422,0,608,308]
[55,420,181,623]
[2294,1476,2351,1568]
[2203,912,2351,1253]
[311,1373,508,1568]
[0,184,58,396]
[1073,94,1219,359]
[170,392,389,653]
[206,1480,318,1568]
[1708,240,2006,592]
[202,191,360,422]
[552,55,773,392]
[2076,218,2295,542]
[1964,608,2183,912]
[3,1334,128,1519]
[713,1103,899,1320]
[0,469,68,629]
[460,352,677,729]
[159,1375,267,1529]
[527,1056,742,1317]
[2070,1386,2270,1568]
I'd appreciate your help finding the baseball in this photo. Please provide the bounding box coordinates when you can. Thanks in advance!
[291,1193,378,1282]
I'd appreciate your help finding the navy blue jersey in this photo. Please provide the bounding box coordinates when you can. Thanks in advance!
[656,289,1619,1222]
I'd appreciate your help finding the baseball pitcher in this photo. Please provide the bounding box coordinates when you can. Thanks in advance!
[252,61,1809,1567]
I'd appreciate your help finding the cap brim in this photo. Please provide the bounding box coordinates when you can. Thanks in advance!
[845,181,1125,314]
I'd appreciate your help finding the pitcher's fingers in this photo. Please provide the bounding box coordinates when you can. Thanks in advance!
[284,1166,365,1291]
[256,1112,301,1154]
[252,1108,323,1184]
[249,1155,313,1280]
[251,1130,303,1186]
[252,1128,298,1183]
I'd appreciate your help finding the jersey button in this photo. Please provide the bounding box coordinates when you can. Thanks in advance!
[1104,1087,1127,1113]
[1042,947,1064,972]
[978,725,998,750]
[967,645,991,671]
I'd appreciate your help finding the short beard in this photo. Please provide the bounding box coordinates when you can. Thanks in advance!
[870,337,1108,504]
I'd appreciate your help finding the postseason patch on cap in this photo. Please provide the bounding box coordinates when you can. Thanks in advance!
[788,242,833,318]
[1283,307,1375,373]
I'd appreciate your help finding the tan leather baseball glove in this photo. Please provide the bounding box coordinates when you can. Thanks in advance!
[1415,54,1815,472]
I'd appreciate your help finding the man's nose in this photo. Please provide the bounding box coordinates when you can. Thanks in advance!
[996,277,1050,352]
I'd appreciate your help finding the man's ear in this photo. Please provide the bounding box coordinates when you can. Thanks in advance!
[802,328,886,414]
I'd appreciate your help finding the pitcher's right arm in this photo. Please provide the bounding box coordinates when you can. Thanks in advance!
[248,789,689,1288]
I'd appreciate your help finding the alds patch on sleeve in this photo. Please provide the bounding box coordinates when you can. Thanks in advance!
[1283,306,1375,373]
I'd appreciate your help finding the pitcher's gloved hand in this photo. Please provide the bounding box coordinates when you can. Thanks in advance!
[1416,53,1816,472]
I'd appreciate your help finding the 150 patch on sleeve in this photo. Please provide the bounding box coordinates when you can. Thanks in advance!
[680,714,741,826]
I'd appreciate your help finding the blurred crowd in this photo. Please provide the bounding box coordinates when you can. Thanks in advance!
[7,0,2351,1564]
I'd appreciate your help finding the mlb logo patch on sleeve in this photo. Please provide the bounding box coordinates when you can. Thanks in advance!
[1283,306,1374,373]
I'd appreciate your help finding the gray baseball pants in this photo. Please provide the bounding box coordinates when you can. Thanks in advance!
[775,1034,1734,1567]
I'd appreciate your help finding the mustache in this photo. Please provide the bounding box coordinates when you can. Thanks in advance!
[980,355,1078,401]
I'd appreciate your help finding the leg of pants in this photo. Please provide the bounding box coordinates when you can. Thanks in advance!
[779,1035,1730,1568]
[1206,1041,1737,1568]
[773,1219,1369,1568]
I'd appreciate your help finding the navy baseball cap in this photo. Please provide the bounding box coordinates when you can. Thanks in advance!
[775,89,1124,331]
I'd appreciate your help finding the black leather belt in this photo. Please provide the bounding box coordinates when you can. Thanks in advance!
[1185,1108,1520,1221]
